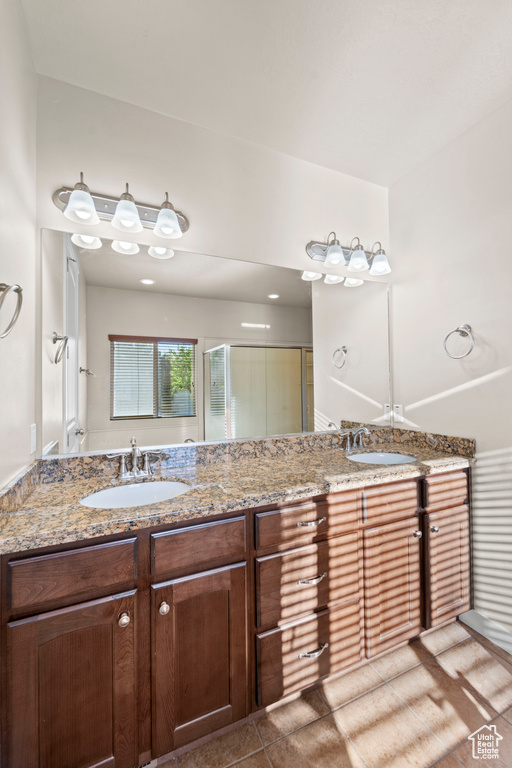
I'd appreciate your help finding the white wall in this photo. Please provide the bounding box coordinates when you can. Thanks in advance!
[312,280,390,430]
[86,285,312,450]
[36,78,389,272]
[389,98,512,633]
[0,0,37,488]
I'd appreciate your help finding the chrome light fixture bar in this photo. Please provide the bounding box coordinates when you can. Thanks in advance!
[306,233,391,275]
[53,181,190,234]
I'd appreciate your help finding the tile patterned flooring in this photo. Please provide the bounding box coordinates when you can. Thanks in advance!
[159,622,512,768]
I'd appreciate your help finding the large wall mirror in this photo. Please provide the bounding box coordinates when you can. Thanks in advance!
[39,229,391,456]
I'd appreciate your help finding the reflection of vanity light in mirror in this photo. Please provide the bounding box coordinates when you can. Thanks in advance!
[148,246,175,260]
[71,234,102,250]
[344,277,364,287]
[324,275,344,284]
[112,240,140,255]
[302,271,323,281]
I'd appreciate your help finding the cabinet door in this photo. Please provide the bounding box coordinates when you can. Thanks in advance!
[424,505,470,628]
[6,591,137,768]
[152,563,247,755]
[364,518,422,657]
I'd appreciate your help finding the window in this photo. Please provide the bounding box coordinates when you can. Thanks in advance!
[109,335,196,419]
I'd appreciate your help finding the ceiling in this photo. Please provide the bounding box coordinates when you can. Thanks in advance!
[21,0,512,186]
[75,240,313,307]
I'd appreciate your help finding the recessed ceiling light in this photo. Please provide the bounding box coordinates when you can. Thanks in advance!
[267,294,280,299]
[241,323,271,329]
[140,278,155,285]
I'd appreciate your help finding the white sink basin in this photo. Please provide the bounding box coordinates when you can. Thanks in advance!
[348,451,417,465]
[80,481,191,509]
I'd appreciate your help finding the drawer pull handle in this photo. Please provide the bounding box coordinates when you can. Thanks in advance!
[298,572,327,586]
[159,601,170,616]
[296,516,326,528]
[430,525,440,534]
[299,642,329,659]
[118,612,130,628]
[412,530,422,539]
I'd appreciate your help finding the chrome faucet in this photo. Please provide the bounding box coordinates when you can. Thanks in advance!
[107,438,162,479]
[352,426,370,449]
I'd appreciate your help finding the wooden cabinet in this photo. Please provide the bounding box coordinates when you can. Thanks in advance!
[364,517,422,657]
[5,591,137,768]
[151,563,248,755]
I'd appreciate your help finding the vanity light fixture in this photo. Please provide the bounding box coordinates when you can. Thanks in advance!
[140,278,155,285]
[71,234,102,250]
[324,232,345,265]
[301,271,323,281]
[112,184,143,233]
[154,193,182,239]
[347,237,369,272]
[148,246,175,260]
[53,177,190,235]
[63,173,100,225]
[305,235,391,274]
[111,240,140,255]
[324,275,344,284]
[344,277,364,287]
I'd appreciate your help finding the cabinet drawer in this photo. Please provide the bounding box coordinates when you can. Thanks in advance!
[151,516,246,579]
[255,533,361,629]
[255,493,358,551]
[423,472,468,510]
[361,481,418,526]
[256,600,363,706]
[7,539,137,615]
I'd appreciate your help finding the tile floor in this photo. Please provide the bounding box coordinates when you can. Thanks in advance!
[159,622,512,768]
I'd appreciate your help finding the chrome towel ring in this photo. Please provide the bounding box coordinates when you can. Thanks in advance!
[0,283,23,339]
[332,346,348,369]
[53,332,69,364]
[443,324,474,359]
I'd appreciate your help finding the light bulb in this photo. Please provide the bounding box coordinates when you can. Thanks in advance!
[112,184,143,233]
[301,271,322,281]
[325,239,344,265]
[148,246,174,259]
[347,244,369,272]
[344,277,364,287]
[154,193,182,239]
[111,240,140,255]
[71,233,102,250]
[324,275,344,284]
[63,173,99,225]
[369,249,391,275]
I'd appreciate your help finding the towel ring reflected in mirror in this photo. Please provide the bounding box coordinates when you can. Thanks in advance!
[332,346,348,369]
[0,283,23,339]
[443,324,474,359]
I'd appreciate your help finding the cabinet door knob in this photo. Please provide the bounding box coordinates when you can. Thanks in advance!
[118,612,130,627]
[299,642,329,659]
[430,525,440,533]
[412,530,422,538]
[159,601,170,616]
[298,572,327,586]
[296,516,327,528]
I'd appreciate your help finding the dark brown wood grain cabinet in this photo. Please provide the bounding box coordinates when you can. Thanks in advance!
[5,591,137,768]
[151,562,248,756]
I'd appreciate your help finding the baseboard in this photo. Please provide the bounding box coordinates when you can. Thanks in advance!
[459,610,512,656]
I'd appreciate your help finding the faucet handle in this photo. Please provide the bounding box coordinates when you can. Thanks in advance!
[142,450,161,475]
[106,453,128,477]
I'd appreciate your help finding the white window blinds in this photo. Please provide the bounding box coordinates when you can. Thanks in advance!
[110,336,196,419]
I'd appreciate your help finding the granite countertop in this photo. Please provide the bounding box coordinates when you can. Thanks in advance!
[0,442,472,556]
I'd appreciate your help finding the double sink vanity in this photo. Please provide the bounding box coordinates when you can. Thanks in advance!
[0,427,474,768]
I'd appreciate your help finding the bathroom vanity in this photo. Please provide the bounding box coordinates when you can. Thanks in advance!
[0,434,472,768]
